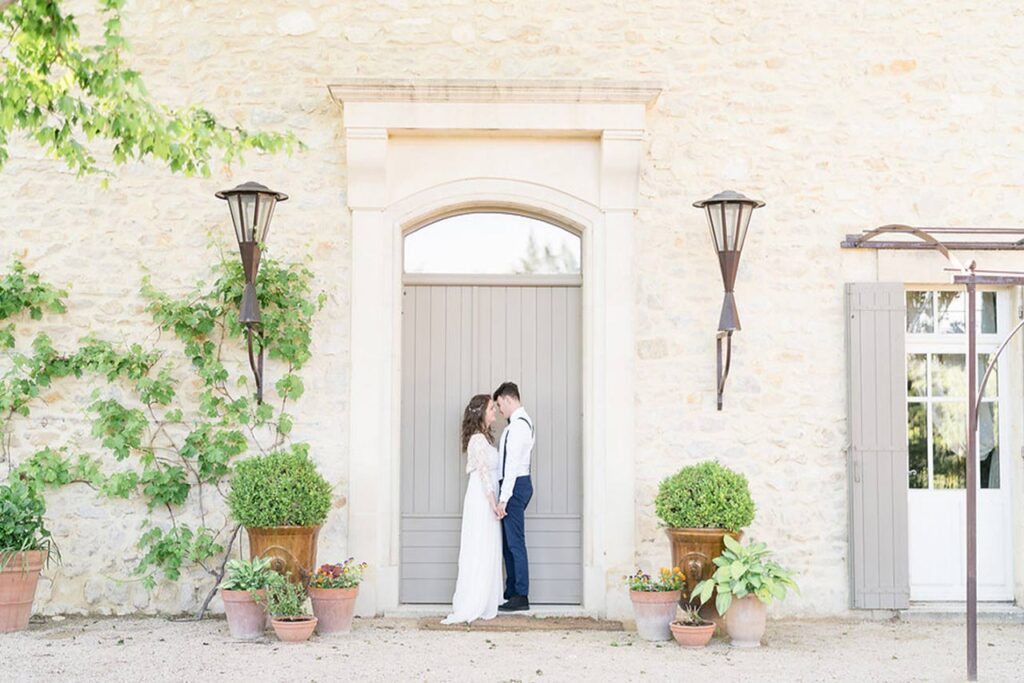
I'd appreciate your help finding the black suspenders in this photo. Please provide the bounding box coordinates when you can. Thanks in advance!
[501,416,533,480]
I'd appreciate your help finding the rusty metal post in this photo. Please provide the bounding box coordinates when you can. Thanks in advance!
[966,277,978,682]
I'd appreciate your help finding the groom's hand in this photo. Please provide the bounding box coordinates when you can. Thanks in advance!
[497,502,507,519]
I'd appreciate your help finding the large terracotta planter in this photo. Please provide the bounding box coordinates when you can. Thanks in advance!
[309,586,358,635]
[271,616,318,642]
[725,594,767,648]
[670,620,716,648]
[665,527,743,599]
[0,550,46,633]
[220,588,267,640]
[629,590,680,641]
[246,526,320,583]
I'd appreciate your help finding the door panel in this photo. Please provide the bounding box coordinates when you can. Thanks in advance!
[400,284,583,604]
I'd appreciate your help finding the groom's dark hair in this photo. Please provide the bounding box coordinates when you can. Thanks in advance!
[493,382,520,402]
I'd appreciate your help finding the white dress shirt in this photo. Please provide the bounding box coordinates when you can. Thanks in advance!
[498,406,535,504]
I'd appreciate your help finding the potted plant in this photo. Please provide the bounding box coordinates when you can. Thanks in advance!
[625,567,685,641]
[219,556,276,639]
[264,574,317,642]
[308,558,367,635]
[0,481,58,633]
[227,444,332,583]
[654,461,755,604]
[670,602,716,648]
[692,536,798,648]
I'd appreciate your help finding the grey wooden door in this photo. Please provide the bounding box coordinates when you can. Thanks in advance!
[400,283,582,604]
[845,282,911,609]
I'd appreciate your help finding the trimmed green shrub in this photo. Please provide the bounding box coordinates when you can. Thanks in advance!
[654,461,755,531]
[227,444,332,528]
[0,480,58,567]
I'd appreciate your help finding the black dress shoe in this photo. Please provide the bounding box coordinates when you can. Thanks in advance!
[498,596,530,612]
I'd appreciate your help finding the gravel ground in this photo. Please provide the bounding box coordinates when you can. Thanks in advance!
[2,616,1023,682]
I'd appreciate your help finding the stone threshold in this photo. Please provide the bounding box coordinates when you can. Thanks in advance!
[900,602,1024,624]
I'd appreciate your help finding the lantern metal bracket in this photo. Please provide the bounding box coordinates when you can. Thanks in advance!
[716,330,733,411]
[245,325,265,404]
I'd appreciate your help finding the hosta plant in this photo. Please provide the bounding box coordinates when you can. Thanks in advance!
[0,480,59,569]
[219,556,276,592]
[692,536,798,616]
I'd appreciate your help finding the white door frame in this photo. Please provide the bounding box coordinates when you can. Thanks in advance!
[331,80,660,618]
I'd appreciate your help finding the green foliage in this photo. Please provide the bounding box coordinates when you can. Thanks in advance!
[0,254,324,611]
[623,566,686,592]
[261,574,310,618]
[219,556,276,592]
[309,559,368,589]
[0,0,301,178]
[676,603,710,627]
[692,536,799,616]
[227,444,332,528]
[654,461,755,531]
[0,478,57,566]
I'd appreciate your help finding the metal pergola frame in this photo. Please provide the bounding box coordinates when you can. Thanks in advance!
[844,224,1024,682]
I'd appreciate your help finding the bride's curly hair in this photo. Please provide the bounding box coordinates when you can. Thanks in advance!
[461,394,494,452]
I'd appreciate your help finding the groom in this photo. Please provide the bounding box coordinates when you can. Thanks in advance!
[494,381,535,612]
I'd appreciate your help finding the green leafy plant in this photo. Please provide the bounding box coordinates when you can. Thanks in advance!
[309,559,368,589]
[261,574,310,619]
[0,255,325,617]
[675,603,711,627]
[624,566,686,592]
[691,536,799,616]
[219,556,276,592]
[227,445,332,528]
[654,460,755,531]
[0,479,58,568]
[0,0,301,178]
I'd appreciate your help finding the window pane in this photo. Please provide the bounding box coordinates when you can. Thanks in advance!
[906,291,934,333]
[907,402,928,489]
[404,213,581,275]
[932,402,966,489]
[981,292,997,334]
[906,354,927,397]
[931,354,965,397]
[978,354,998,399]
[937,291,965,334]
[978,402,1000,489]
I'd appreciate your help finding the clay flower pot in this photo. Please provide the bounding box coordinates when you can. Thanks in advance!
[220,588,268,640]
[309,586,358,635]
[0,550,46,633]
[665,528,742,602]
[629,589,681,641]
[725,594,767,648]
[271,616,318,642]
[670,620,716,647]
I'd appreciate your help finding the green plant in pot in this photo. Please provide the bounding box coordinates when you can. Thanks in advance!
[692,536,798,648]
[218,556,277,640]
[227,444,332,584]
[654,460,755,604]
[263,573,317,642]
[0,481,59,633]
[670,602,716,648]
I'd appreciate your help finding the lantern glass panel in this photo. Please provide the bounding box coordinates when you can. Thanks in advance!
[735,202,753,251]
[255,193,278,243]
[705,206,723,252]
[239,193,257,243]
[227,196,244,244]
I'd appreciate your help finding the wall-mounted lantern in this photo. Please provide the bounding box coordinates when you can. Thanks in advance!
[215,181,288,403]
[693,190,764,410]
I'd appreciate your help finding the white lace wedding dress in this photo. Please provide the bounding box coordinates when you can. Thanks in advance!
[441,432,503,624]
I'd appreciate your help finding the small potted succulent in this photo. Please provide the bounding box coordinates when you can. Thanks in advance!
[219,556,276,639]
[670,602,716,648]
[264,574,317,642]
[692,536,798,648]
[625,566,685,641]
[308,559,367,635]
[0,481,58,633]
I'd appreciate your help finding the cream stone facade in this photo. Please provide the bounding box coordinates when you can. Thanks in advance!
[2,1,1023,619]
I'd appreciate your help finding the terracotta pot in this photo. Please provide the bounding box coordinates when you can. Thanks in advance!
[725,594,767,648]
[664,528,743,600]
[246,526,321,583]
[271,616,318,642]
[309,586,358,635]
[220,588,267,640]
[0,550,46,633]
[670,620,716,648]
[629,590,680,641]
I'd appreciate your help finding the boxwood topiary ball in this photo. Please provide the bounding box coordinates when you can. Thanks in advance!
[654,460,755,531]
[227,444,332,528]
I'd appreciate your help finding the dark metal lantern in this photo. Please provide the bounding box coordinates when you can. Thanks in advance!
[693,190,764,410]
[216,181,288,403]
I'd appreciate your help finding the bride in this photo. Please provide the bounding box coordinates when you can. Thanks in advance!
[441,394,503,624]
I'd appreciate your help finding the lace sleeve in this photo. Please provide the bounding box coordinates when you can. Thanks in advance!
[467,434,494,493]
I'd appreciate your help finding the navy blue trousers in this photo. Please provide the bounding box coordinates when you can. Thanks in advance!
[500,475,533,599]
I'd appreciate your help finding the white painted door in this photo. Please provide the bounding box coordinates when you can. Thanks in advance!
[905,289,1014,601]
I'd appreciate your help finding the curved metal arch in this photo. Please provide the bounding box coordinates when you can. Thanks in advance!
[858,223,969,273]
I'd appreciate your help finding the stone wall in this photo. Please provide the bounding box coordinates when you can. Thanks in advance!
[3,0,1023,615]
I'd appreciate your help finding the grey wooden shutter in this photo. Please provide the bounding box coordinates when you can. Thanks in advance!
[845,283,910,609]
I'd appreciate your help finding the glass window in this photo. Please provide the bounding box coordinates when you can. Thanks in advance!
[906,291,934,333]
[404,213,581,275]
[906,289,998,335]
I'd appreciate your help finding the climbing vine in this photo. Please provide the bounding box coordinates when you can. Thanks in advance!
[0,255,324,616]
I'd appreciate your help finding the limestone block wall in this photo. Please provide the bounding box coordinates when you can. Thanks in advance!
[2,0,1022,615]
